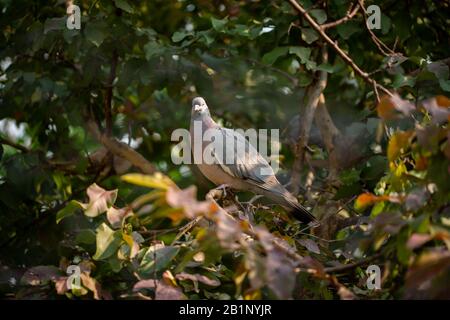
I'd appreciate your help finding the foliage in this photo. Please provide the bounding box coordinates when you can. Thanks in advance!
[0,0,449,299]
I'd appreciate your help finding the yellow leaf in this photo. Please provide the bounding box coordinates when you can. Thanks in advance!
[377,95,396,120]
[387,131,413,162]
[355,193,390,211]
[121,173,175,190]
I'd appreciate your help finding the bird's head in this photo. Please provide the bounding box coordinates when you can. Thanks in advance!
[191,97,211,119]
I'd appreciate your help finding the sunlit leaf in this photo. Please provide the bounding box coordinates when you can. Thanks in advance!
[121,173,175,190]
[93,223,123,260]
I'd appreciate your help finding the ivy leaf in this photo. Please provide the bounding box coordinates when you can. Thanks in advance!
[143,41,165,60]
[56,200,83,224]
[211,17,227,32]
[113,0,134,13]
[298,239,321,254]
[387,130,414,161]
[121,173,175,190]
[82,183,118,217]
[44,17,66,34]
[301,28,319,44]
[76,229,97,245]
[336,22,360,39]
[138,244,180,277]
[172,31,189,43]
[262,47,289,65]
[289,46,311,64]
[85,22,108,47]
[93,223,123,260]
[314,63,336,73]
[310,9,327,24]
[21,266,62,286]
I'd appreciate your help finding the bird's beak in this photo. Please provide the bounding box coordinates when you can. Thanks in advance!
[194,105,202,112]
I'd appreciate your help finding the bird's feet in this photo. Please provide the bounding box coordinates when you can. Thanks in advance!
[214,184,231,198]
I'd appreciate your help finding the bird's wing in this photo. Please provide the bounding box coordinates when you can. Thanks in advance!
[210,127,279,190]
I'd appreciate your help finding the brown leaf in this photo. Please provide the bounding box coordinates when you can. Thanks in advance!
[377,94,415,120]
[256,228,296,299]
[407,233,432,250]
[166,186,215,219]
[21,266,62,286]
[54,277,69,295]
[298,239,320,254]
[82,183,118,217]
[422,97,450,124]
[405,187,429,211]
[133,272,186,300]
[80,273,103,300]
[106,206,133,228]
[404,250,450,299]
[175,272,220,287]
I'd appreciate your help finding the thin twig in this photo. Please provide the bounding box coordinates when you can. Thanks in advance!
[286,0,392,97]
[321,2,361,30]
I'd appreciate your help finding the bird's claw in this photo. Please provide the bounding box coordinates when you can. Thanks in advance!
[215,184,233,198]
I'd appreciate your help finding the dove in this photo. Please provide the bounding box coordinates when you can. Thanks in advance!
[189,97,316,223]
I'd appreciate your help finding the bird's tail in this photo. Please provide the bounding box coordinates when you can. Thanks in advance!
[287,199,317,223]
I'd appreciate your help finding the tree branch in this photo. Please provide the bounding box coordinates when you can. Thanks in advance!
[286,0,393,97]
[291,45,328,194]
[0,137,29,153]
[321,2,361,30]
[86,117,156,175]
[314,94,342,182]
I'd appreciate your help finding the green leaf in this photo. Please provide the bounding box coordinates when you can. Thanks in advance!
[336,22,360,39]
[85,22,108,47]
[298,73,313,87]
[76,229,97,245]
[44,17,66,34]
[143,41,165,60]
[381,13,391,34]
[314,63,336,73]
[172,31,189,43]
[211,17,227,32]
[113,0,134,13]
[301,28,319,44]
[93,223,123,260]
[310,9,327,24]
[262,47,289,65]
[56,200,83,224]
[439,79,450,92]
[289,46,311,64]
[138,244,180,276]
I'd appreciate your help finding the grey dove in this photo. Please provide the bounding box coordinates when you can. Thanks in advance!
[189,97,316,223]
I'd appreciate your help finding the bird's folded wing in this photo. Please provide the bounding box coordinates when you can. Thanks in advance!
[211,127,278,190]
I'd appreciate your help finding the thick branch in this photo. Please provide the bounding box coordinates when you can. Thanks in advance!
[291,46,328,194]
[286,0,392,97]
[86,117,156,175]
[314,94,342,181]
